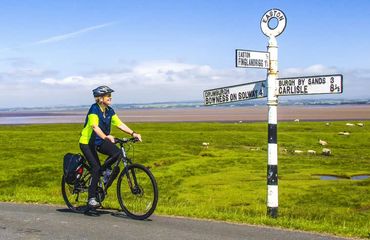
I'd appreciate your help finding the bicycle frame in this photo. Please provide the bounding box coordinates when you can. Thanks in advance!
[102,139,136,193]
[76,138,140,199]
[115,139,141,194]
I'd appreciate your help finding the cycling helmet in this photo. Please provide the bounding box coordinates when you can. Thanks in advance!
[92,86,114,97]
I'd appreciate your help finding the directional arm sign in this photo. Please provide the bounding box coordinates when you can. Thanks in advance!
[276,74,343,96]
[204,80,267,106]
[236,49,270,69]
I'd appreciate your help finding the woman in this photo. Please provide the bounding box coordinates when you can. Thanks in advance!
[79,86,142,208]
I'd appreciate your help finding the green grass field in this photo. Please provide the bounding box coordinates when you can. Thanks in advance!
[0,121,369,238]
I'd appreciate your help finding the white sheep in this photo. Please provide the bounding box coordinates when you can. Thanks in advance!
[319,139,328,146]
[322,148,331,156]
[307,150,316,154]
[202,142,209,148]
[294,150,304,154]
[357,123,364,127]
[346,123,355,127]
[338,132,350,136]
[251,147,261,151]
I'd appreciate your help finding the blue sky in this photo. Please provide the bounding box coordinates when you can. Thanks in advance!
[0,0,369,107]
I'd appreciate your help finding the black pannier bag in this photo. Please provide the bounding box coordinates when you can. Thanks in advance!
[63,153,85,184]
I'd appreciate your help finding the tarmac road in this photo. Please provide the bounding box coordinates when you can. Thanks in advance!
[0,202,353,240]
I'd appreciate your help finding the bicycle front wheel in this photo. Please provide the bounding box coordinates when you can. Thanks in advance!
[117,164,158,220]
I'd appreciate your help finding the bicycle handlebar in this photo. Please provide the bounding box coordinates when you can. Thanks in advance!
[114,137,140,144]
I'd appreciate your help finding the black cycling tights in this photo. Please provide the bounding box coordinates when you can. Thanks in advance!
[80,140,121,199]
[80,143,100,199]
[97,139,122,170]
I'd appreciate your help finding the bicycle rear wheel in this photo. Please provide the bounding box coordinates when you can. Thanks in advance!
[117,164,158,220]
[61,174,90,213]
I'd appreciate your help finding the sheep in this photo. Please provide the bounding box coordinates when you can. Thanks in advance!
[325,122,331,126]
[202,142,209,149]
[307,150,316,154]
[338,132,350,136]
[322,148,331,156]
[357,123,364,127]
[318,139,328,146]
[346,123,355,127]
[294,150,304,154]
[294,119,300,122]
[251,147,261,151]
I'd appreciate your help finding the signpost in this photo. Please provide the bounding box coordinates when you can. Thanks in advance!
[202,8,343,219]
[236,50,270,69]
[204,80,267,106]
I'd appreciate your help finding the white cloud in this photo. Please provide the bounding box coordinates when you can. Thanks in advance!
[40,60,235,87]
[41,76,108,86]
[2,61,369,107]
[0,61,56,84]
[41,61,265,88]
[39,61,370,101]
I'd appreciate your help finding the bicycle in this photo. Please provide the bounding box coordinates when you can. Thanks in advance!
[61,137,158,220]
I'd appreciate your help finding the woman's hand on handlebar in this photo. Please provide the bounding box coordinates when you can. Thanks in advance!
[105,135,116,143]
[132,132,142,142]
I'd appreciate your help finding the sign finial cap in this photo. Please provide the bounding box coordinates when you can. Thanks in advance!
[260,8,287,37]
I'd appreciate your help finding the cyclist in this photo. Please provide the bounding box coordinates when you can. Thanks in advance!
[79,86,142,208]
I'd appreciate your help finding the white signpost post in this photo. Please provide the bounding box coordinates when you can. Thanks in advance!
[202,8,343,218]
[261,8,286,219]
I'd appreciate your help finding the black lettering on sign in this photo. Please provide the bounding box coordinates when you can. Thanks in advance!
[230,93,238,101]
[262,10,285,23]
[297,79,305,85]
[238,51,251,58]
[209,88,229,97]
[238,58,247,66]
[279,79,295,86]
[303,85,308,93]
[239,58,265,67]
[248,59,264,67]
[308,77,326,85]
[258,88,264,96]
[238,90,258,100]
[205,93,230,105]
[278,85,309,95]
